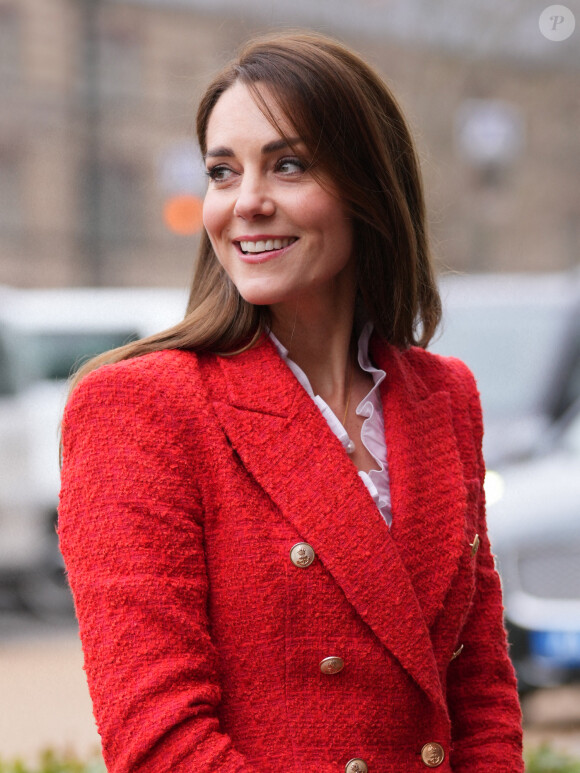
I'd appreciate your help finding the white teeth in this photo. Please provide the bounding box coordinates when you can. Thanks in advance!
[239,237,296,254]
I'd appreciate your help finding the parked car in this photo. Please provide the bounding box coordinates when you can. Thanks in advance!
[431,272,580,466]
[485,398,580,691]
[0,286,188,614]
[430,272,580,690]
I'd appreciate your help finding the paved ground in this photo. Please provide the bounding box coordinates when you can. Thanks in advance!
[0,631,100,764]
[522,684,580,759]
[1,626,580,765]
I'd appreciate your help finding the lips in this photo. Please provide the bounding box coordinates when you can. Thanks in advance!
[235,236,298,255]
[233,236,299,264]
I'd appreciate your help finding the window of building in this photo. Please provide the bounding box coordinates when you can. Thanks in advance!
[96,24,142,103]
[0,147,22,233]
[100,160,143,246]
[0,4,21,90]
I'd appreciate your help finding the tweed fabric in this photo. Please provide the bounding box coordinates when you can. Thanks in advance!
[270,322,391,522]
[58,333,524,773]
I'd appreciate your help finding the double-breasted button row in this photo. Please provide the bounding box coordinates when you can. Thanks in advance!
[290,543,443,771]
[290,542,316,568]
[345,758,368,773]
[421,742,445,767]
[290,545,353,764]
[344,745,444,772]
[291,547,345,674]
[290,546,346,674]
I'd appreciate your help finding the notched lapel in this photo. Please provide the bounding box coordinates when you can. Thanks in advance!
[372,340,470,628]
[206,338,446,710]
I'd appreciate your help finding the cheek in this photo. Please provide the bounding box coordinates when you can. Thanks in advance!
[311,204,354,257]
[202,193,225,241]
[298,191,353,245]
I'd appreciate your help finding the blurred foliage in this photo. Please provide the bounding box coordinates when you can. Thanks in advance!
[0,750,105,773]
[525,744,580,773]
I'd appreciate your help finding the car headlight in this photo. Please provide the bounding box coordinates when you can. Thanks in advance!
[484,469,505,506]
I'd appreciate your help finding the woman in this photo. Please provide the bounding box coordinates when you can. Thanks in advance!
[59,32,524,773]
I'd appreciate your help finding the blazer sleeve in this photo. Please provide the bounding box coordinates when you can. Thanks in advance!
[445,360,524,772]
[58,359,256,773]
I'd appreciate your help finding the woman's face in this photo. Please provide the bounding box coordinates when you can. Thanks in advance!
[202,81,354,309]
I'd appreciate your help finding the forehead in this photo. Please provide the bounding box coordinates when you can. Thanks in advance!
[206,81,296,149]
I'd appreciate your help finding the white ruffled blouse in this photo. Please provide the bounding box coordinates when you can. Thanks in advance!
[269,322,392,526]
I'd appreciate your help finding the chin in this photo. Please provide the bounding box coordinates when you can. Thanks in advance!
[236,282,294,307]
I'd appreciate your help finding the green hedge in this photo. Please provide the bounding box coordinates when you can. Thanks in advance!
[0,750,105,773]
[525,745,580,773]
[1,744,580,772]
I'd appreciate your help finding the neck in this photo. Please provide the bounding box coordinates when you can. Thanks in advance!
[269,290,357,404]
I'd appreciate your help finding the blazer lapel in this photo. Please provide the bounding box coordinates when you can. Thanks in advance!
[205,335,464,711]
[371,339,469,629]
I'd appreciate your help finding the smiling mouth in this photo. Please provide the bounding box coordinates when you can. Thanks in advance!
[237,237,298,255]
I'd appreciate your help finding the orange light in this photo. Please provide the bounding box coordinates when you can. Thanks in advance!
[163,194,204,235]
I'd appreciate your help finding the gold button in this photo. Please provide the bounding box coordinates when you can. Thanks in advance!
[319,656,344,675]
[470,533,480,557]
[450,643,464,662]
[345,759,368,773]
[421,742,445,767]
[290,542,315,568]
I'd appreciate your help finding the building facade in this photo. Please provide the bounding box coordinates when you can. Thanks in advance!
[0,0,578,288]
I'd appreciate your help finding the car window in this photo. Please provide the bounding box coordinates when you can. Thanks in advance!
[561,409,580,455]
[553,337,580,419]
[8,329,139,387]
[0,332,16,396]
[431,304,574,420]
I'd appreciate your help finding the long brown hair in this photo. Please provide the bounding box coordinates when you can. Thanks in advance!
[70,31,441,390]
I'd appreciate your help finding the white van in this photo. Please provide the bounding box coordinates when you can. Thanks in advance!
[432,272,580,466]
[0,286,188,613]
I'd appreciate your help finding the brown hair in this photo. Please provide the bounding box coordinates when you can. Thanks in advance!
[70,31,440,389]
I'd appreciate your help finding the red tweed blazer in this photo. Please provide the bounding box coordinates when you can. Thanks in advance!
[58,333,524,773]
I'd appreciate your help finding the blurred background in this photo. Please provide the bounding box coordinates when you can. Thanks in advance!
[0,0,579,767]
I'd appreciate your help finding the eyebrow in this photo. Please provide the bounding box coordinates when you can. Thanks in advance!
[205,136,303,159]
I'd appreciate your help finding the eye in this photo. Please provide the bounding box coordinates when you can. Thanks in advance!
[205,165,234,183]
[275,157,306,175]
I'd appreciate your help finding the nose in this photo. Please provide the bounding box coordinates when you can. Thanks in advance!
[233,174,275,220]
